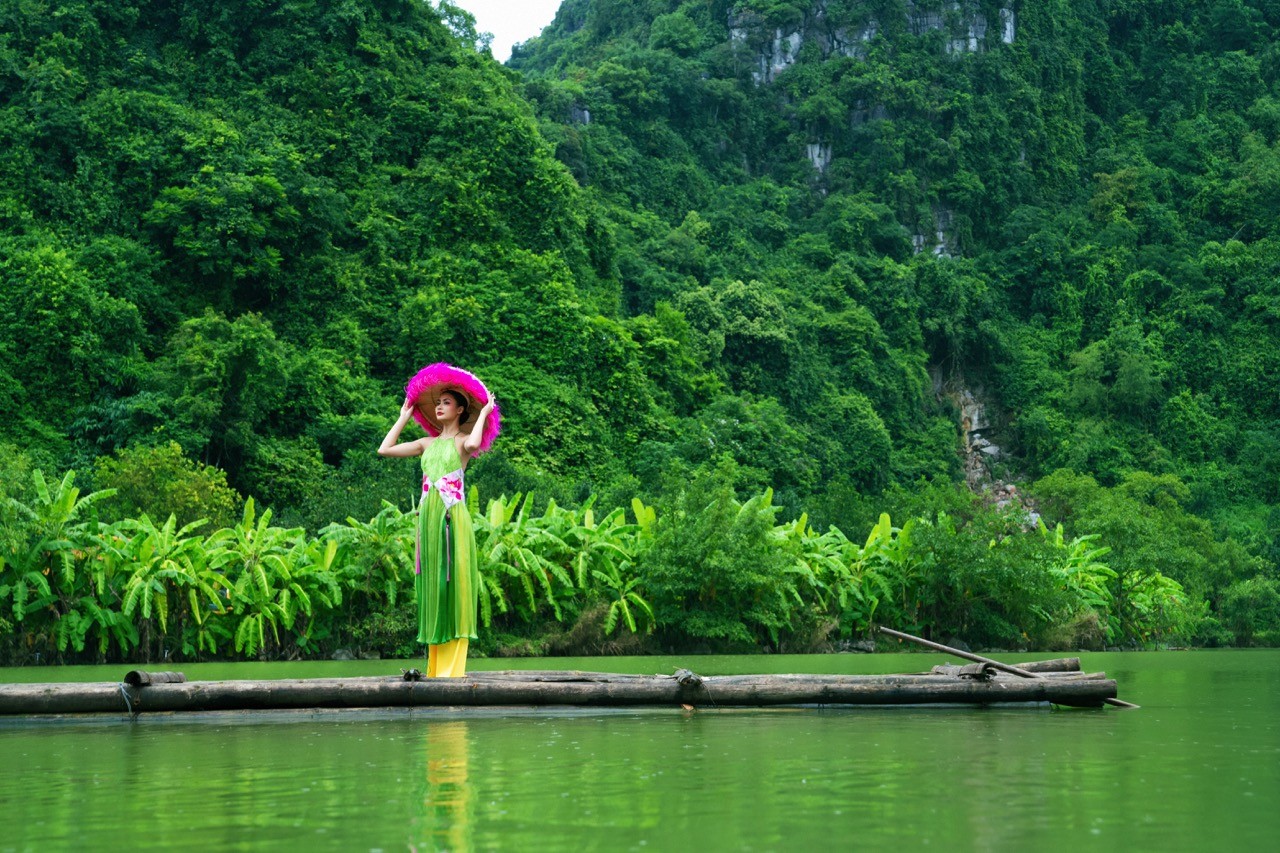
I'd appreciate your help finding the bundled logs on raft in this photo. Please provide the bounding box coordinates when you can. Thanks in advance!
[0,657,1124,717]
[0,629,1137,717]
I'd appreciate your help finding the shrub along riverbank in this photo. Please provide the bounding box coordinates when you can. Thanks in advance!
[0,462,1230,666]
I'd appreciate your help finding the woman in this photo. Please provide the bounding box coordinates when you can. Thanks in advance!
[379,386,495,677]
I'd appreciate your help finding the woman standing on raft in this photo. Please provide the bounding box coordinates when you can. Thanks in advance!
[378,364,499,677]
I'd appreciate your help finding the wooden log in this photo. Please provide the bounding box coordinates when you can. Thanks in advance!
[466,670,667,682]
[0,671,1117,715]
[879,626,1139,709]
[0,682,140,715]
[124,670,187,686]
[472,662,1081,682]
[1009,658,1081,673]
[404,670,1092,685]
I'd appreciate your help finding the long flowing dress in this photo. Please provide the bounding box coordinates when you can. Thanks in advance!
[415,437,478,646]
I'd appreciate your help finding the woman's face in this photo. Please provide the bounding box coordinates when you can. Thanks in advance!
[434,393,464,426]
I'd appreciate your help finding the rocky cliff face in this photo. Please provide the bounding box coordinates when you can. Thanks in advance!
[732,2,1014,255]
[913,206,957,258]
[932,367,1040,525]
[730,1,1017,85]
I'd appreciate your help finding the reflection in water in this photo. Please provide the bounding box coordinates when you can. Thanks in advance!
[1,653,1278,851]
[415,721,472,853]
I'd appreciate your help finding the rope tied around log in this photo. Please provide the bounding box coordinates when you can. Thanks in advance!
[672,668,703,686]
[118,671,186,719]
[117,683,138,720]
[671,668,717,708]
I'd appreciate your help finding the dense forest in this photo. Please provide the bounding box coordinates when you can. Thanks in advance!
[1,0,1278,662]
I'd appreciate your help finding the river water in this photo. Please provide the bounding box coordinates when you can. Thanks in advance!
[1,651,1277,851]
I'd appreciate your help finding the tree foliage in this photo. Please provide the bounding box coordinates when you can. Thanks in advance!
[2,0,1278,652]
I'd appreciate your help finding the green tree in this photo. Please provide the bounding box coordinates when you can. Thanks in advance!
[641,458,798,650]
[94,442,242,531]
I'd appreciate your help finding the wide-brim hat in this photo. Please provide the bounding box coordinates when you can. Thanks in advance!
[404,362,501,454]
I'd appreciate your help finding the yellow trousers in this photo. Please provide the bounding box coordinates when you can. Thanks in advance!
[427,638,469,678]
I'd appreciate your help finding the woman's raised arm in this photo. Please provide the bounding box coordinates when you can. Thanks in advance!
[379,401,426,457]
[461,396,495,455]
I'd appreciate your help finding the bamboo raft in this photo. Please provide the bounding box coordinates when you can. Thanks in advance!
[0,656,1123,717]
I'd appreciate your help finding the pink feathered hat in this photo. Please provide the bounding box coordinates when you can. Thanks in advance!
[404,362,501,454]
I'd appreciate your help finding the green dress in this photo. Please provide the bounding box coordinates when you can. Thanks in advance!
[415,437,478,645]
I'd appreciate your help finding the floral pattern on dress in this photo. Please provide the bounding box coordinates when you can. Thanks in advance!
[422,468,466,510]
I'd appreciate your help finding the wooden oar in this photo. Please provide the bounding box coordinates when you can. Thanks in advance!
[878,626,1140,709]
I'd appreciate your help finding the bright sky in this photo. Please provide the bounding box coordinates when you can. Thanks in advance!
[449,0,565,63]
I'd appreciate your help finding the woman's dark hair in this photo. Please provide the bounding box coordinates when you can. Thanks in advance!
[441,389,470,424]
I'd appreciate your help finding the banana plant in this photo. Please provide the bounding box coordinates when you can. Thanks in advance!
[471,494,523,626]
[2,471,116,620]
[179,543,235,656]
[1038,520,1117,631]
[562,499,641,589]
[53,596,138,656]
[473,493,574,622]
[630,497,656,533]
[774,513,849,610]
[285,536,344,652]
[0,552,53,625]
[212,499,308,657]
[114,515,217,646]
[591,561,654,635]
[321,501,414,609]
[856,512,917,629]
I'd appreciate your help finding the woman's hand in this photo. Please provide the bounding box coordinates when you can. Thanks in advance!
[380,399,424,458]
[481,395,496,417]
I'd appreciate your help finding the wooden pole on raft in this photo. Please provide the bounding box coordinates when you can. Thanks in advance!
[878,626,1140,709]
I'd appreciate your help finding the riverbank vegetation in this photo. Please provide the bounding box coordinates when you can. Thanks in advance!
[0,461,1238,665]
[2,1,1279,659]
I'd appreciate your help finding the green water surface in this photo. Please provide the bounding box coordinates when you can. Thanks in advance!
[2,651,1277,851]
